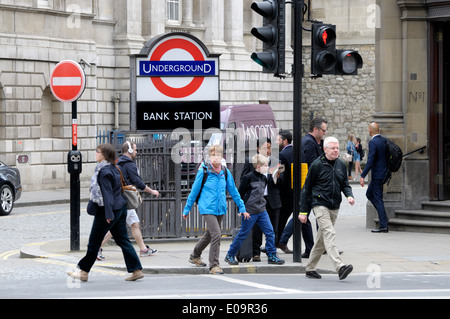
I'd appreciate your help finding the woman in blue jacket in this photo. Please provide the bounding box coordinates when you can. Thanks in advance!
[68,144,143,282]
[183,145,246,274]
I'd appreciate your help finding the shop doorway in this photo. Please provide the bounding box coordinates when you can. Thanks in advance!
[429,21,450,200]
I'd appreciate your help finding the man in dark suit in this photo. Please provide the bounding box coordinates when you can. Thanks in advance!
[360,122,389,233]
[276,131,294,249]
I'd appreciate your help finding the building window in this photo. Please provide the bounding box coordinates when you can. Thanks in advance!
[38,0,50,8]
[166,0,181,23]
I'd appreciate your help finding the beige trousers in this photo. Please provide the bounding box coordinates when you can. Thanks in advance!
[191,214,224,268]
[306,206,344,272]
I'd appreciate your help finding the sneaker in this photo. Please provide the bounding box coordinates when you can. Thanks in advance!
[338,264,353,280]
[224,254,239,265]
[252,255,261,262]
[267,253,285,264]
[188,257,207,267]
[140,245,158,257]
[209,265,224,274]
[97,248,105,261]
[305,270,322,279]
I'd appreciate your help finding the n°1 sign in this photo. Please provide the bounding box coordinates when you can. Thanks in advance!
[50,60,86,103]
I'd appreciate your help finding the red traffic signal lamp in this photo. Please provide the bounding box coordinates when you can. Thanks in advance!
[311,23,336,75]
[250,0,285,77]
[311,23,363,76]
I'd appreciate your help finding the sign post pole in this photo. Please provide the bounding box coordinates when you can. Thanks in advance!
[50,60,86,252]
[70,101,80,251]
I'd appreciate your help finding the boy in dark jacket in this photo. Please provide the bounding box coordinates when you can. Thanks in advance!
[225,154,285,265]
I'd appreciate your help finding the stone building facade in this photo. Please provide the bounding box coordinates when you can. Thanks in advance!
[367,0,450,230]
[0,0,376,191]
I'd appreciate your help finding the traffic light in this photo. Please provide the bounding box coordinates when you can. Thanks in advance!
[335,50,363,75]
[311,23,363,76]
[250,0,285,77]
[311,23,336,75]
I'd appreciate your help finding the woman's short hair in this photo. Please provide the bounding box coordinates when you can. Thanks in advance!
[208,145,223,157]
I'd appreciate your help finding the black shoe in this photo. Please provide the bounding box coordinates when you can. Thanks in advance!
[306,271,322,279]
[371,227,389,233]
[338,264,353,280]
[301,252,309,258]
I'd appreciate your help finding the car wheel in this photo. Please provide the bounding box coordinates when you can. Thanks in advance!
[0,184,15,216]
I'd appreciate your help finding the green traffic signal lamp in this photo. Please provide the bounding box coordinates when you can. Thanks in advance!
[251,51,276,70]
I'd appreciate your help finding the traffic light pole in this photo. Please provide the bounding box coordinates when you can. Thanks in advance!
[292,0,303,263]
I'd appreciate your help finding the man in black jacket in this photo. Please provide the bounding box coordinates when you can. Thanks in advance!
[299,137,355,280]
[277,118,327,257]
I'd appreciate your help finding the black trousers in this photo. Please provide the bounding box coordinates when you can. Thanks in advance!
[78,205,142,273]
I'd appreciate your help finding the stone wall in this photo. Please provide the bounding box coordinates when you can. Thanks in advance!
[0,0,376,190]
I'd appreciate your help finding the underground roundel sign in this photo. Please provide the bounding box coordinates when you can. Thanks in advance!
[50,60,86,103]
[135,33,219,102]
[132,33,220,131]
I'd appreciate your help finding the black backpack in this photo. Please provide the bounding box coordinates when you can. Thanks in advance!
[385,138,403,173]
[195,164,228,203]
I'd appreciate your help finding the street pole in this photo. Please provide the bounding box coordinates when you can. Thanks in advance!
[70,100,80,251]
[292,0,304,263]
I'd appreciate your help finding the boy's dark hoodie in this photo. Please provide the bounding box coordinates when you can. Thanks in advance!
[238,170,267,214]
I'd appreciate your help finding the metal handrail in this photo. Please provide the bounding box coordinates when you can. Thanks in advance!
[403,145,426,158]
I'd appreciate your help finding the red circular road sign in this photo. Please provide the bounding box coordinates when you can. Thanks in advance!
[150,38,205,98]
[50,60,86,103]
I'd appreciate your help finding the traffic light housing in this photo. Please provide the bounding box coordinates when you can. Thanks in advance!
[335,50,363,75]
[311,23,336,75]
[250,0,285,77]
[311,23,363,76]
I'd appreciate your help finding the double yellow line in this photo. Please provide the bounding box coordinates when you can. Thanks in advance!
[0,250,20,260]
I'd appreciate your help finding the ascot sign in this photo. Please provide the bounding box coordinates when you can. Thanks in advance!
[130,33,220,131]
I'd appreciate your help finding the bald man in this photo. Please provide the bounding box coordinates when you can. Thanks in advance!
[360,122,389,233]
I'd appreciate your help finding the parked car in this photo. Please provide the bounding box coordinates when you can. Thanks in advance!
[0,161,22,216]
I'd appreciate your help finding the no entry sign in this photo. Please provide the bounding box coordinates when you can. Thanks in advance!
[131,33,221,131]
[50,60,86,103]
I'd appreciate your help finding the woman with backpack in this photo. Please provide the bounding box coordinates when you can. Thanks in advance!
[182,145,247,274]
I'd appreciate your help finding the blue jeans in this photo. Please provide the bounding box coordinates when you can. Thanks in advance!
[78,205,142,273]
[228,211,276,256]
[366,179,388,228]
